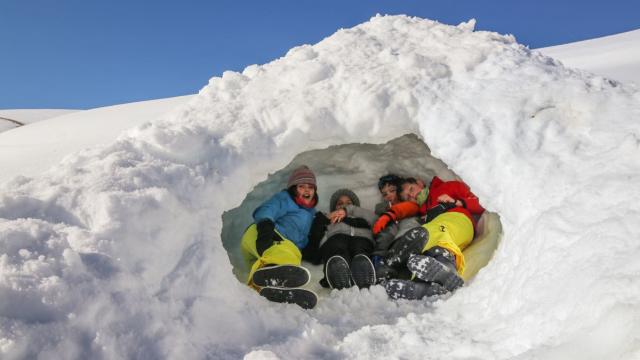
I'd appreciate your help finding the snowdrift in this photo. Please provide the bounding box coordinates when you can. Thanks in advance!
[1,15,639,359]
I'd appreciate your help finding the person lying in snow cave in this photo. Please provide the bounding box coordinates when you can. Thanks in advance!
[372,176,485,300]
[371,174,423,281]
[239,165,318,305]
[303,189,377,289]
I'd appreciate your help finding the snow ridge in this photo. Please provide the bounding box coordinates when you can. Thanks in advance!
[1,15,639,359]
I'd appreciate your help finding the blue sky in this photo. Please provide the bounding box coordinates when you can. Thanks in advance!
[1,0,638,109]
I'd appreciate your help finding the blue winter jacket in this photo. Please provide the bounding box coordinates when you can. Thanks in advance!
[253,190,316,249]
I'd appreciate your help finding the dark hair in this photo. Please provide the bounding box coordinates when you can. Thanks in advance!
[287,185,319,204]
[399,177,419,187]
[377,174,403,190]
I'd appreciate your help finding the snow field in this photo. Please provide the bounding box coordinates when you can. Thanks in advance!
[0,14,639,359]
[0,96,193,184]
[540,29,640,86]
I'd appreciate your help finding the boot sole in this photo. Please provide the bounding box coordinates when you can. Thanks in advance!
[252,265,310,288]
[326,255,352,289]
[407,255,464,292]
[384,279,448,300]
[385,227,429,268]
[259,287,317,309]
[350,254,376,289]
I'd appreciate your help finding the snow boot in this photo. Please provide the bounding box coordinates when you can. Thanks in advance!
[384,226,429,269]
[325,255,352,289]
[350,254,376,289]
[259,287,318,309]
[407,248,463,292]
[252,264,310,288]
[384,279,449,300]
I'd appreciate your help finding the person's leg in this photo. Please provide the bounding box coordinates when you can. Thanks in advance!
[384,226,430,269]
[320,236,352,289]
[421,212,474,274]
[404,212,474,292]
[372,224,398,258]
[347,236,373,260]
[240,224,303,288]
[348,237,375,288]
[240,224,260,276]
[385,279,449,300]
[320,235,350,263]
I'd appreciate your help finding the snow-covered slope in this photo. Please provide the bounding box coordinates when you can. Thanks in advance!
[0,109,80,125]
[539,29,640,86]
[0,96,193,184]
[0,109,79,134]
[1,15,639,359]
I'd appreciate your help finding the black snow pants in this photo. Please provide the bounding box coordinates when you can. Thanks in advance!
[320,234,372,266]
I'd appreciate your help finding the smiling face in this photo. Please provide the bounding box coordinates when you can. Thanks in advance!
[296,183,316,205]
[335,195,353,210]
[400,180,425,202]
[380,183,399,205]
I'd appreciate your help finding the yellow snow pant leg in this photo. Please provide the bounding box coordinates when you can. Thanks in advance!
[421,212,474,276]
[240,224,302,289]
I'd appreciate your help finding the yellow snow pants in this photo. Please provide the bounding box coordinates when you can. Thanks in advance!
[240,224,302,288]
[421,212,474,276]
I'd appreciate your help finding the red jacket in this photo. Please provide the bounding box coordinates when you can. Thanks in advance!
[421,176,484,228]
[386,176,484,228]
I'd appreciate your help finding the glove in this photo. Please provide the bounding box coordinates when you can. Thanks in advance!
[255,220,275,256]
[373,212,396,235]
[423,202,457,223]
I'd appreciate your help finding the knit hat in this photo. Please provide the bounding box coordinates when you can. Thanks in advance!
[330,189,360,211]
[287,165,317,188]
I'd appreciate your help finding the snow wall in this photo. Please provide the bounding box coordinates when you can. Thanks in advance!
[1,15,640,359]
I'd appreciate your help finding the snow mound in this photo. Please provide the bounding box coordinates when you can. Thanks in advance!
[1,15,640,359]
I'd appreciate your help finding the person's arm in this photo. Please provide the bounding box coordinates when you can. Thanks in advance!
[344,205,378,226]
[253,191,289,224]
[372,201,420,235]
[255,219,276,256]
[374,201,390,216]
[444,181,484,215]
[302,212,329,264]
[252,192,290,256]
[388,201,421,220]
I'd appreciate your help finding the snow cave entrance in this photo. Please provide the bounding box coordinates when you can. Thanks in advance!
[221,134,502,295]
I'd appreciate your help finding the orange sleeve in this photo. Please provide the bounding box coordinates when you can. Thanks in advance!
[388,201,420,220]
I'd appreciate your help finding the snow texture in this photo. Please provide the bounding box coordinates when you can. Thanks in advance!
[0,109,79,135]
[540,29,640,87]
[1,15,640,359]
[0,96,193,184]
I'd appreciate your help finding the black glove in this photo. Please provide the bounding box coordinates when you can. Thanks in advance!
[423,202,457,223]
[255,220,275,256]
[302,213,329,265]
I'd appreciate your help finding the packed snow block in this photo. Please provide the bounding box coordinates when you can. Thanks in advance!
[461,211,502,282]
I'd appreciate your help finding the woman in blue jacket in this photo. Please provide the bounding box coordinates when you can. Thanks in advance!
[240,166,318,292]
